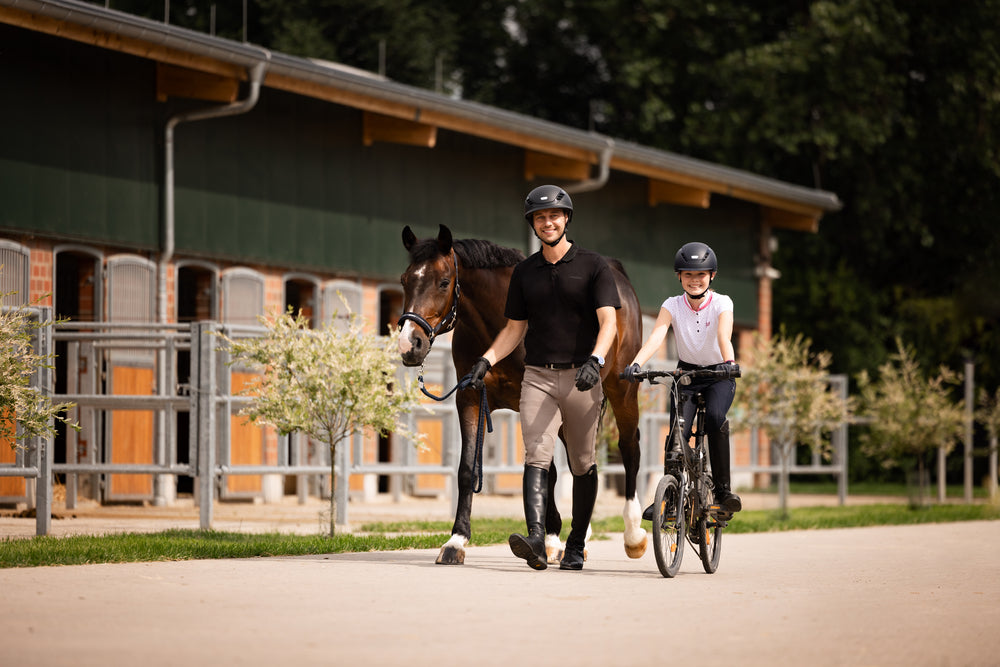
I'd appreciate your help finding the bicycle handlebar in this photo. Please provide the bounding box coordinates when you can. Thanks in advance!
[618,364,741,383]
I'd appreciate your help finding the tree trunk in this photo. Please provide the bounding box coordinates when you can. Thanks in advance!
[328,441,337,537]
[778,440,791,519]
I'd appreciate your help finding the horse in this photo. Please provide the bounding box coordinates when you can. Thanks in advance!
[398,224,648,565]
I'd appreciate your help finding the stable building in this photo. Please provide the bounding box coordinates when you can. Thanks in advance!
[0,0,841,509]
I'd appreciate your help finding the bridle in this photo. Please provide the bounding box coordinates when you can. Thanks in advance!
[397,250,461,344]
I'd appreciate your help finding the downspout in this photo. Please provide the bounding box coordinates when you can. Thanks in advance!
[563,137,614,195]
[155,53,269,506]
[158,54,271,325]
[530,137,614,253]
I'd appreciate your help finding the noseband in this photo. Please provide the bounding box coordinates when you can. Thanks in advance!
[398,251,461,343]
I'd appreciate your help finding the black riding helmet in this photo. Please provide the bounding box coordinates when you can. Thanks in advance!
[674,242,718,273]
[524,185,573,224]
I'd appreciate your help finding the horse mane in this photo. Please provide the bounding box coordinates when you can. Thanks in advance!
[456,239,524,268]
[408,237,524,269]
[604,256,631,280]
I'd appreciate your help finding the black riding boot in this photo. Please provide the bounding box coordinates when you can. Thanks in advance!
[708,420,742,513]
[560,465,598,570]
[509,465,549,570]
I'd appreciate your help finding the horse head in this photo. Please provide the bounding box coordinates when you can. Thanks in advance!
[398,224,461,366]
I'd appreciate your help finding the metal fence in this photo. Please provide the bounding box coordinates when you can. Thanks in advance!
[4,318,849,537]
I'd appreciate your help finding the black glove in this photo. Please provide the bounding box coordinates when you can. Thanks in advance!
[468,357,492,391]
[726,362,741,379]
[622,362,641,383]
[575,356,602,391]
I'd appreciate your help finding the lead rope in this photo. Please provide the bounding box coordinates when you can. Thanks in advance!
[417,366,493,493]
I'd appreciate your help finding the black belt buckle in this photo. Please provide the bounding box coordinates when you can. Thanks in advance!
[540,362,580,370]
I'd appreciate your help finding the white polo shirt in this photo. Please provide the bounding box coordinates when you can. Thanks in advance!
[663,291,733,366]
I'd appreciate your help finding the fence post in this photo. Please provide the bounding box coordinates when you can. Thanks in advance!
[193,323,217,530]
[964,360,974,503]
[33,306,54,537]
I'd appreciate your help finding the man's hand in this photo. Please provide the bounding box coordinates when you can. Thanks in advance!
[622,363,641,383]
[575,357,602,391]
[468,357,492,391]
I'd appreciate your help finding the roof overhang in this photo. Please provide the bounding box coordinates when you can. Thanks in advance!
[1,0,842,231]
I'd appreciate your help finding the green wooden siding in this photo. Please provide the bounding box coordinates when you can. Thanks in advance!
[0,25,159,248]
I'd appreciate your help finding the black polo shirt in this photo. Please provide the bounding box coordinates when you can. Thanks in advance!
[505,243,621,366]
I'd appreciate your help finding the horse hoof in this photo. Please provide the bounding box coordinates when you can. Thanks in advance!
[624,535,648,559]
[435,545,465,565]
[546,546,563,565]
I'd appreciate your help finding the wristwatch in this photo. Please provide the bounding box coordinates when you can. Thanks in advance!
[591,354,605,368]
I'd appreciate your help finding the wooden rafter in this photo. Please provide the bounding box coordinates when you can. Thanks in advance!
[523,150,591,182]
[362,111,436,148]
[648,178,711,209]
[761,206,820,233]
[156,63,238,103]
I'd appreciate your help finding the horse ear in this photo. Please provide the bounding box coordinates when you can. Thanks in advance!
[402,225,417,251]
[437,224,453,254]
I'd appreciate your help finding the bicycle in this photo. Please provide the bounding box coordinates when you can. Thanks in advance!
[622,365,741,578]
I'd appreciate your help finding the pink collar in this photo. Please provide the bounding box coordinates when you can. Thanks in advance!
[684,292,713,312]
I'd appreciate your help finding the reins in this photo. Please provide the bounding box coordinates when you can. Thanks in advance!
[417,368,493,494]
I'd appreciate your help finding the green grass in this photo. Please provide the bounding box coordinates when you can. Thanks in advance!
[3,502,999,568]
[748,479,991,499]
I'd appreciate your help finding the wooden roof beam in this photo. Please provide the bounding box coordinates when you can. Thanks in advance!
[523,150,591,182]
[648,178,711,209]
[156,63,238,103]
[362,111,436,148]
[761,206,820,233]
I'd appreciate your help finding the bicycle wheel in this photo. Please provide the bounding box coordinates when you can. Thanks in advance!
[698,508,724,574]
[651,474,685,578]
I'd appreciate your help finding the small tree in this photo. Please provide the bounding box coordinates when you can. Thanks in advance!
[856,339,965,505]
[1,289,78,449]
[733,331,851,518]
[975,387,1000,501]
[217,308,423,536]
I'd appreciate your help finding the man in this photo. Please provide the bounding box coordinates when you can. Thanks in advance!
[469,184,619,570]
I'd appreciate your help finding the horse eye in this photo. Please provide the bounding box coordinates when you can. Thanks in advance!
[399,275,406,287]
[438,278,450,290]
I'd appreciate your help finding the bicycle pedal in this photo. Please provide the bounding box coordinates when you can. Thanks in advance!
[709,505,733,524]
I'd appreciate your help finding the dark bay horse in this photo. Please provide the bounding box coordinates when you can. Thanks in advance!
[398,224,648,565]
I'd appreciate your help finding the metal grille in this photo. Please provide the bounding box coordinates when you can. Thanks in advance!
[0,240,31,307]
[323,279,362,333]
[221,268,265,325]
[107,255,155,322]
[106,255,155,366]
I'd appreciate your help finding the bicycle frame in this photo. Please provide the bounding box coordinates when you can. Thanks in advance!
[624,365,739,577]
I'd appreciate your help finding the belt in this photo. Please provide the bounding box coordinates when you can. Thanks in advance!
[534,362,582,370]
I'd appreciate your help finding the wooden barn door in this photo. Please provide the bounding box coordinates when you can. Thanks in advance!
[0,240,32,501]
[220,268,267,499]
[0,240,31,503]
[105,255,156,501]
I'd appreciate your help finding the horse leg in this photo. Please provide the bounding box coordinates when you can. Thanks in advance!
[608,383,648,559]
[544,460,563,564]
[435,399,480,565]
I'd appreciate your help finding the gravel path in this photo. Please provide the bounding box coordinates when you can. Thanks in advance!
[3,517,998,666]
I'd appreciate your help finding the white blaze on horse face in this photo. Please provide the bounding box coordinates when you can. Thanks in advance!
[397,319,417,354]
